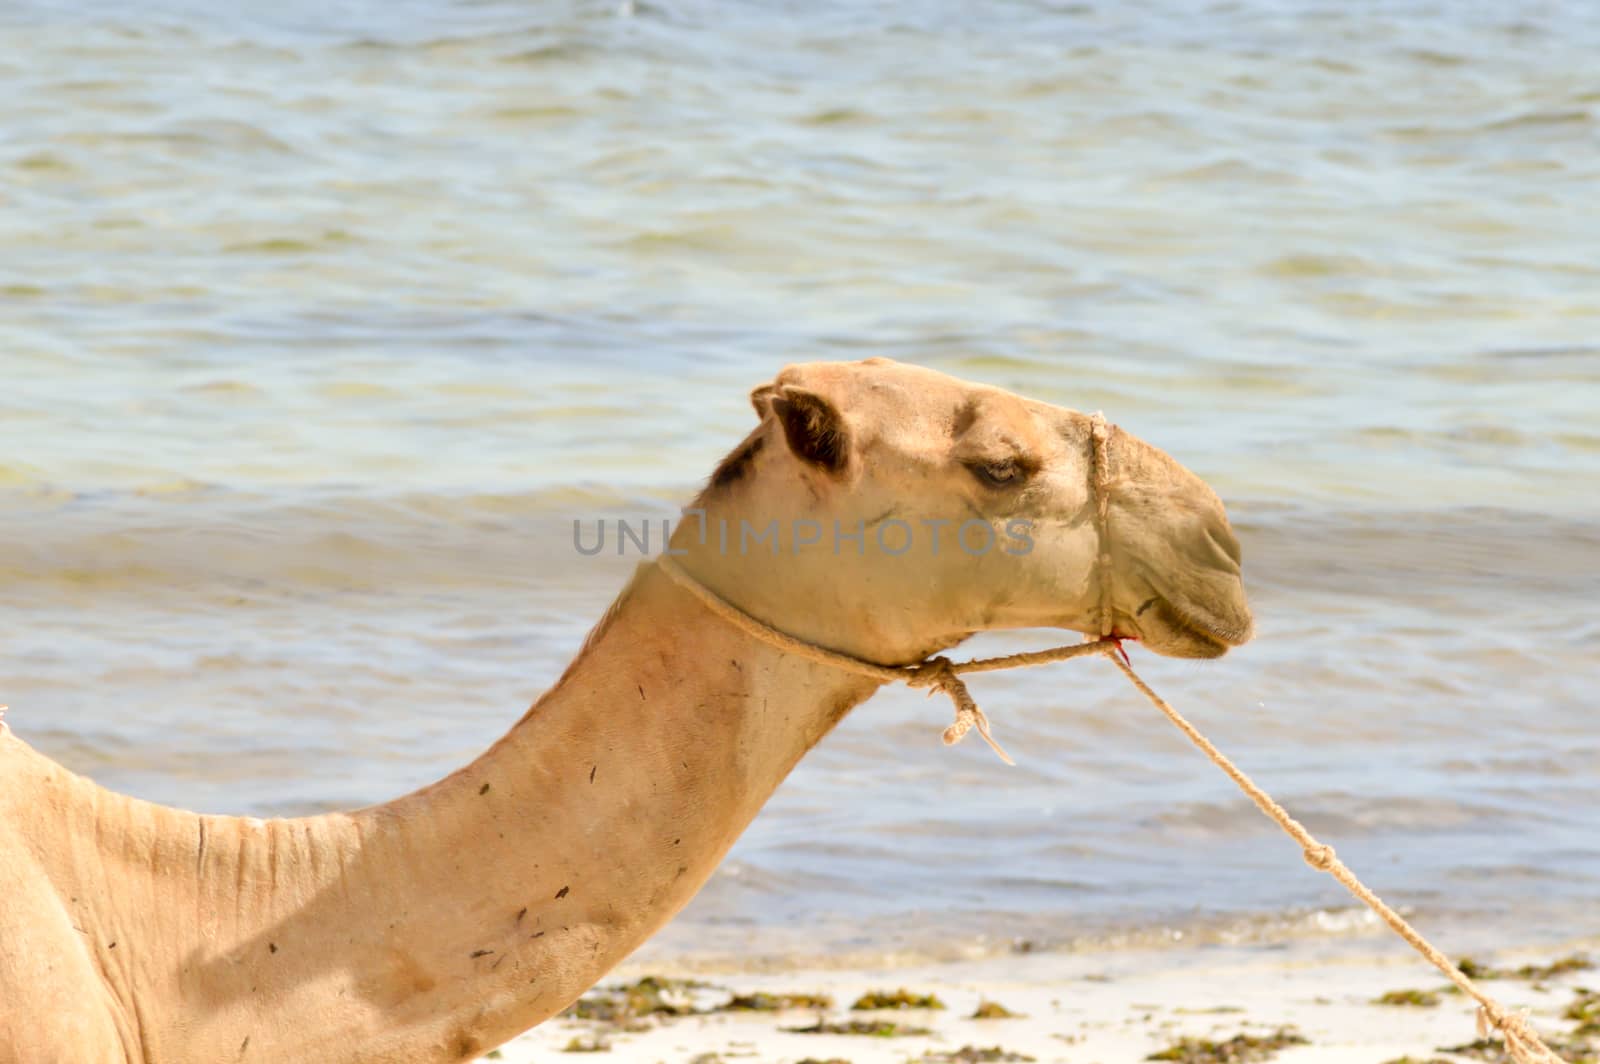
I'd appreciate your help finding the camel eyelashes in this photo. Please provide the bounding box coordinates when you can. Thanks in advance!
[967,458,1029,489]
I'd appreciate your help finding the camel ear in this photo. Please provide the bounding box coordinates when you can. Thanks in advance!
[749,383,777,418]
[770,386,851,474]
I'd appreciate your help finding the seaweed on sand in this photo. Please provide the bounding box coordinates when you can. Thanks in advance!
[923,1047,1036,1063]
[1145,1028,1308,1063]
[1566,987,1600,1036]
[720,991,833,1012]
[782,1019,932,1037]
[564,975,705,1024]
[1456,954,1593,982]
[849,989,946,1011]
[560,1035,610,1053]
[1436,1035,1598,1063]
[970,1000,1024,1019]
[1373,989,1442,1008]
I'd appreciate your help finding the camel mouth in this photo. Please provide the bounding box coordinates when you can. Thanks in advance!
[1132,593,1252,660]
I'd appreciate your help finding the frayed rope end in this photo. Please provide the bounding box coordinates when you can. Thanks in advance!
[942,708,1016,766]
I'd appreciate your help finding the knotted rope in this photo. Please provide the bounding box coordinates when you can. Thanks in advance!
[651,553,1568,1064]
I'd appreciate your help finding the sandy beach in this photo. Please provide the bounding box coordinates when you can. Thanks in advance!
[486,938,1600,1063]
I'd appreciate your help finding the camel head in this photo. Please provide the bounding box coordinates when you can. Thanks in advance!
[679,357,1252,666]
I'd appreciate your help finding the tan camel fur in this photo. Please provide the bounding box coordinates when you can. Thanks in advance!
[0,358,1252,1063]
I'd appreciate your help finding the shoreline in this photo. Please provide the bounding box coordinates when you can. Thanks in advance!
[616,898,1600,977]
[484,934,1600,1063]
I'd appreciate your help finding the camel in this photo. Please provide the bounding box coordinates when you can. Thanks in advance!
[0,357,1252,1063]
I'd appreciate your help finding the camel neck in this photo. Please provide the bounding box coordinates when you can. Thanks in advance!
[155,561,880,1063]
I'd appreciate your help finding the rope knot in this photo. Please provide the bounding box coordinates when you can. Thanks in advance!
[906,656,958,693]
[1302,844,1336,871]
[905,658,1015,766]
[1479,1006,1567,1064]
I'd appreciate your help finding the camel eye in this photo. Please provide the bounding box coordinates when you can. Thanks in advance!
[969,459,1024,489]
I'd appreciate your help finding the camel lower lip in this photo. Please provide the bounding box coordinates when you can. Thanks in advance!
[1172,613,1233,649]
[1138,596,1238,657]
[1183,624,1230,650]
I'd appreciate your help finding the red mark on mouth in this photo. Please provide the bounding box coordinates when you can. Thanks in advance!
[1107,634,1135,666]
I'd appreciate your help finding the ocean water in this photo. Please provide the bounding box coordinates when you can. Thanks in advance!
[2,0,1597,966]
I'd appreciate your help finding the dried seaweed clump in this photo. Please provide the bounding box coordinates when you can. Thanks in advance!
[1146,1028,1308,1063]
[1373,989,1442,1008]
[1566,987,1600,1036]
[1434,1038,1511,1062]
[923,1047,1036,1063]
[560,1034,610,1053]
[783,1019,932,1038]
[1456,954,1593,981]
[564,975,703,1025]
[970,1000,1024,1020]
[849,989,947,1011]
[720,991,833,1012]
